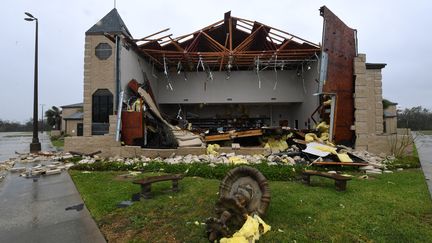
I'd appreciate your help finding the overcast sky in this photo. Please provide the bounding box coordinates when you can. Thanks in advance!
[2,0,431,122]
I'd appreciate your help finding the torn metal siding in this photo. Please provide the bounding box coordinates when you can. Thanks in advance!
[320,6,357,144]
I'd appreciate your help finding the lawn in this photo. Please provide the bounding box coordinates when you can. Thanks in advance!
[50,136,64,148]
[70,169,432,242]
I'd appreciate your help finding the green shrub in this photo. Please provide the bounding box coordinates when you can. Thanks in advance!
[386,155,420,169]
[71,161,304,181]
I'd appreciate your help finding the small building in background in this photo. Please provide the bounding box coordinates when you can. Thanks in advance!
[383,100,398,135]
[60,103,83,136]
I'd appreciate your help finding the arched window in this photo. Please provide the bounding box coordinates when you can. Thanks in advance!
[92,89,113,123]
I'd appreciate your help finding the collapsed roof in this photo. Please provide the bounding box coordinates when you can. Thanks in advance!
[127,11,320,71]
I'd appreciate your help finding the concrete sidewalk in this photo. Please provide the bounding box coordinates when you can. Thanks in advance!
[414,132,432,198]
[0,132,105,243]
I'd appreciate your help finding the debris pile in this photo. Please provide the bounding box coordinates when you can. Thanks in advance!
[1,151,80,179]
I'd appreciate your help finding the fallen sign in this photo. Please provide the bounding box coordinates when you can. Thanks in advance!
[132,174,184,199]
[302,170,352,191]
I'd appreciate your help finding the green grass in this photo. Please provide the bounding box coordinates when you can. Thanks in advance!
[386,141,421,169]
[70,169,432,242]
[420,130,432,135]
[50,136,64,148]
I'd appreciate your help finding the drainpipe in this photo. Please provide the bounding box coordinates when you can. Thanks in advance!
[114,35,122,142]
[115,35,121,110]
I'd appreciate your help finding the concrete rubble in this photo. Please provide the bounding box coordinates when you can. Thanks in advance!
[88,144,397,175]
[0,143,400,180]
[0,151,81,179]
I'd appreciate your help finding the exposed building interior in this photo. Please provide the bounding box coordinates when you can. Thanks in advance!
[64,6,395,156]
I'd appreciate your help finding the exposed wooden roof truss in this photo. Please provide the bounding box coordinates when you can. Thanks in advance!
[128,11,321,71]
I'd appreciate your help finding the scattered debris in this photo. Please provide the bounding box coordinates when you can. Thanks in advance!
[117,200,134,208]
[220,214,271,243]
[206,166,271,242]
[65,203,84,211]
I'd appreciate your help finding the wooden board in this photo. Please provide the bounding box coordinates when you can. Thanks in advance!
[204,129,263,142]
[311,161,368,166]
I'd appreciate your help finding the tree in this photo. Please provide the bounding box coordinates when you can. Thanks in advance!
[45,106,61,130]
[397,106,432,131]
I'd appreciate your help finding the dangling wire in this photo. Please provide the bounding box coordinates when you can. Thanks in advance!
[273,54,278,90]
[226,55,232,80]
[206,63,213,81]
[177,61,183,74]
[197,56,205,72]
[256,56,261,89]
[163,55,168,76]
[163,55,173,91]
[301,63,307,94]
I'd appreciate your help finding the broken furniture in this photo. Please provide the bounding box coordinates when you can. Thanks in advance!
[302,170,351,191]
[133,174,184,199]
[206,166,271,242]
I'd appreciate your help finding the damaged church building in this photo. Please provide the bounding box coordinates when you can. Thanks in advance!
[65,6,399,157]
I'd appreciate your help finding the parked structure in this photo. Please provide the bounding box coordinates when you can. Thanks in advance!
[65,6,397,156]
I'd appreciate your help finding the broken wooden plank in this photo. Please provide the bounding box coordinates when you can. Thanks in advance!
[311,161,369,166]
[205,133,232,142]
[69,150,102,157]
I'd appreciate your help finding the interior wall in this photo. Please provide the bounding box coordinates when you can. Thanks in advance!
[119,41,159,100]
[157,70,304,104]
[288,62,320,129]
[157,61,320,129]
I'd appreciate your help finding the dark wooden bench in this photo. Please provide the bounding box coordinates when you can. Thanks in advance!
[302,170,351,191]
[133,174,184,199]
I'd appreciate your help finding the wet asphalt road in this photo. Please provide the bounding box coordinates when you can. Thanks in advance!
[414,132,432,198]
[0,132,105,243]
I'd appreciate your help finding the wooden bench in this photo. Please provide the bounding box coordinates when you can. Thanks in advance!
[133,174,184,199]
[302,170,351,191]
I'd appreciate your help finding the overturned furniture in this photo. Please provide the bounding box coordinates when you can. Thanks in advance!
[133,174,184,199]
[206,166,271,242]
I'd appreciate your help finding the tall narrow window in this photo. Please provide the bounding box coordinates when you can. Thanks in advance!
[92,89,113,123]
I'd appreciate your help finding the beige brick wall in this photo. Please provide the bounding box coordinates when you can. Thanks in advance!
[64,135,120,157]
[61,107,81,133]
[354,54,391,154]
[83,35,116,136]
[64,120,82,136]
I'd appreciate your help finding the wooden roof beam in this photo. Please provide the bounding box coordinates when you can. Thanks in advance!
[233,25,264,52]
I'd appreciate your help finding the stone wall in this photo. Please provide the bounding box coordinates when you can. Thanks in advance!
[353,54,410,155]
[64,135,120,157]
[83,35,116,136]
[64,120,81,136]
